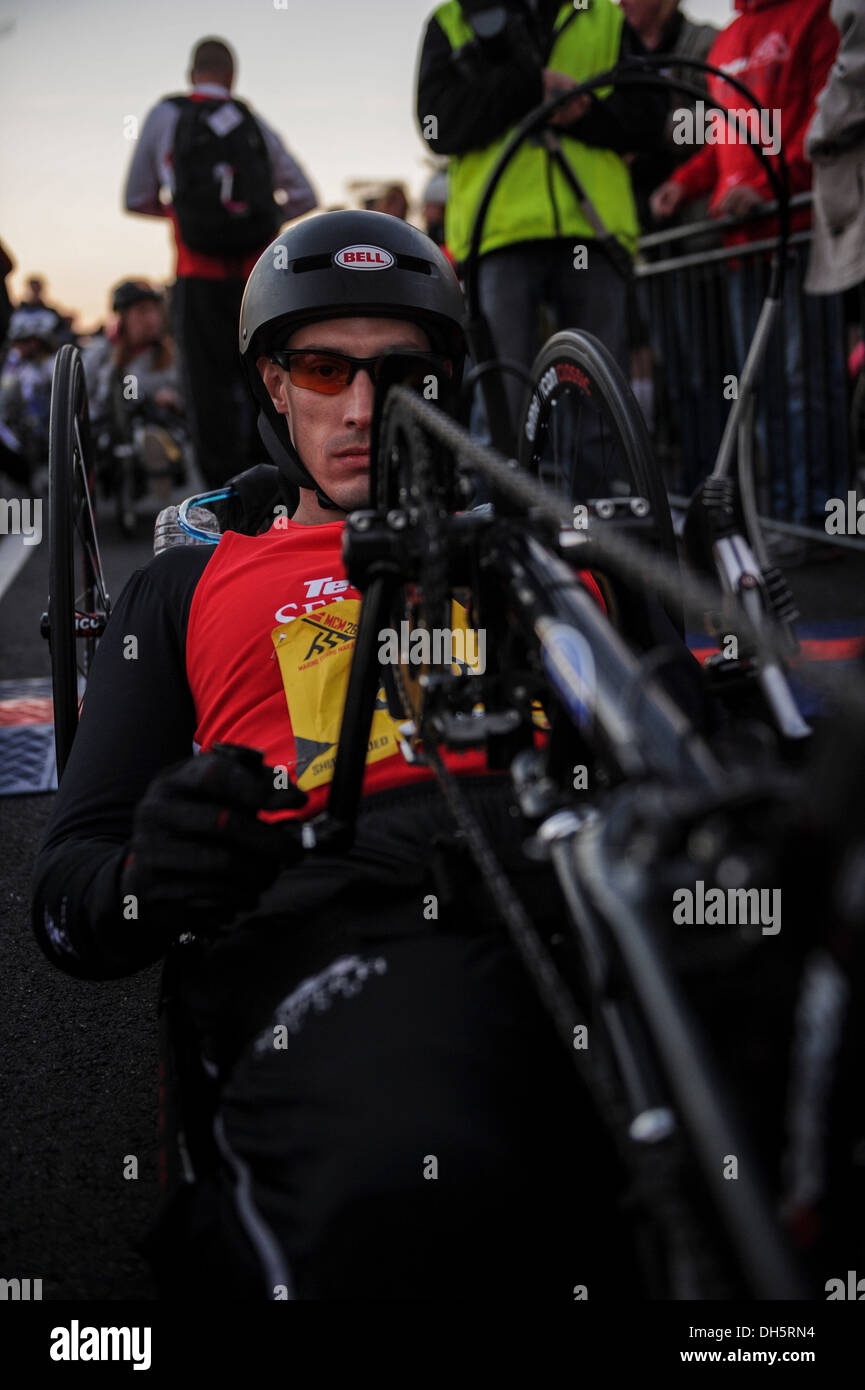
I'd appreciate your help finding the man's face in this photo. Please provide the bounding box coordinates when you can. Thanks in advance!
[257,316,431,514]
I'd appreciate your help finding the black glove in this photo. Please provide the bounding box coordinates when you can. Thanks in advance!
[120,743,307,941]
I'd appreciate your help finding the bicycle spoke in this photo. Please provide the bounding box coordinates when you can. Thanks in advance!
[599,409,613,496]
[73,418,110,612]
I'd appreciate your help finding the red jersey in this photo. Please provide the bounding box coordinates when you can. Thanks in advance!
[186,519,604,820]
[670,0,839,245]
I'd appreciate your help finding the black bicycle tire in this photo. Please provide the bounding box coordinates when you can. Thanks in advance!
[47,345,102,776]
[48,347,81,774]
[518,329,677,561]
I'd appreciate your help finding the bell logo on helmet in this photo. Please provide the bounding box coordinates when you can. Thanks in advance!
[334,245,395,271]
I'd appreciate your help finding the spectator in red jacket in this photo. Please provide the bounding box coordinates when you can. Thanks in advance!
[651,0,839,242]
[650,0,845,535]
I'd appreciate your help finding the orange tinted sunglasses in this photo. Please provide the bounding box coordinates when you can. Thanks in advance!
[270,348,453,394]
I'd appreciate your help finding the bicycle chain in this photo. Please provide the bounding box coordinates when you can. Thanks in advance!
[386,413,449,726]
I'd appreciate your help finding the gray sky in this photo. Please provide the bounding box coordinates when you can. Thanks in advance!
[0,0,735,323]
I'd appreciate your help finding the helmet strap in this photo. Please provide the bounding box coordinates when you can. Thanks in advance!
[314,487,343,512]
[256,411,348,516]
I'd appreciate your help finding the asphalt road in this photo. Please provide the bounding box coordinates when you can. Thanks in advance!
[2,480,865,1302]
[0,500,161,1299]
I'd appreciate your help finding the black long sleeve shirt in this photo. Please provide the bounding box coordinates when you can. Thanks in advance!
[32,547,210,980]
[416,1,667,158]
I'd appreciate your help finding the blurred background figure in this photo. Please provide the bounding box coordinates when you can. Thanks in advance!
[124,35,317,487]
[0,240,14,350]
[621,0,718,460]
[805,0,865,503]
[83,279,189,533]
[11,274,63,340]
[374,183,409,219]
[805,0,865,299]
[421,168,449,249]
[0,307,59,489]
[417,0,666,455]
[360,182,410,219]
[14,274,77,347]
[20,275,50,310]
[621,0,717,233]
[84,279,183,425]
[650,0,844,538]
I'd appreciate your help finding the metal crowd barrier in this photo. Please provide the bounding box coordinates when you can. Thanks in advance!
[634,193,862,549]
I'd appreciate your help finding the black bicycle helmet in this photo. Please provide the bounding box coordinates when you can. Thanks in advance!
[238,209,466,498]
[111,280,161,314]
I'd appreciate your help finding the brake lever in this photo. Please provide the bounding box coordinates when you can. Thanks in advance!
[683,480,810,741]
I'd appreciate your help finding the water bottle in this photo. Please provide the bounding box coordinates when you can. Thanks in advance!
[153,504,220,555]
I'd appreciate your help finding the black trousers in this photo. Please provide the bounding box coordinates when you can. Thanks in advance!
[476,237,630,439]
[172,276,259,488]
[149,781,639,1300]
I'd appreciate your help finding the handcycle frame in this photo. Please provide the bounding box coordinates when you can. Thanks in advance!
[302,378,810,1299]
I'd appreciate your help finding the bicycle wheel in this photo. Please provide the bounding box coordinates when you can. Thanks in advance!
[47,345,111,776]
[518,330,682,639]
[518,330,677,560]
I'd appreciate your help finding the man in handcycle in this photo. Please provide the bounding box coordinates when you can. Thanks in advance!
[33,209,668,1300]
[37,201,865,1301]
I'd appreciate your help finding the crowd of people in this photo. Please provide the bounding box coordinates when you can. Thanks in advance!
[2,5,861,537]
[418,0,861,540]
[0,271,74,488]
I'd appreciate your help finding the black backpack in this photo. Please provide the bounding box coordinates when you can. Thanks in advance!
[166,94,280,255]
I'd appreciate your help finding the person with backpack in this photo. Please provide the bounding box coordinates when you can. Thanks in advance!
[124,36,317,487]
